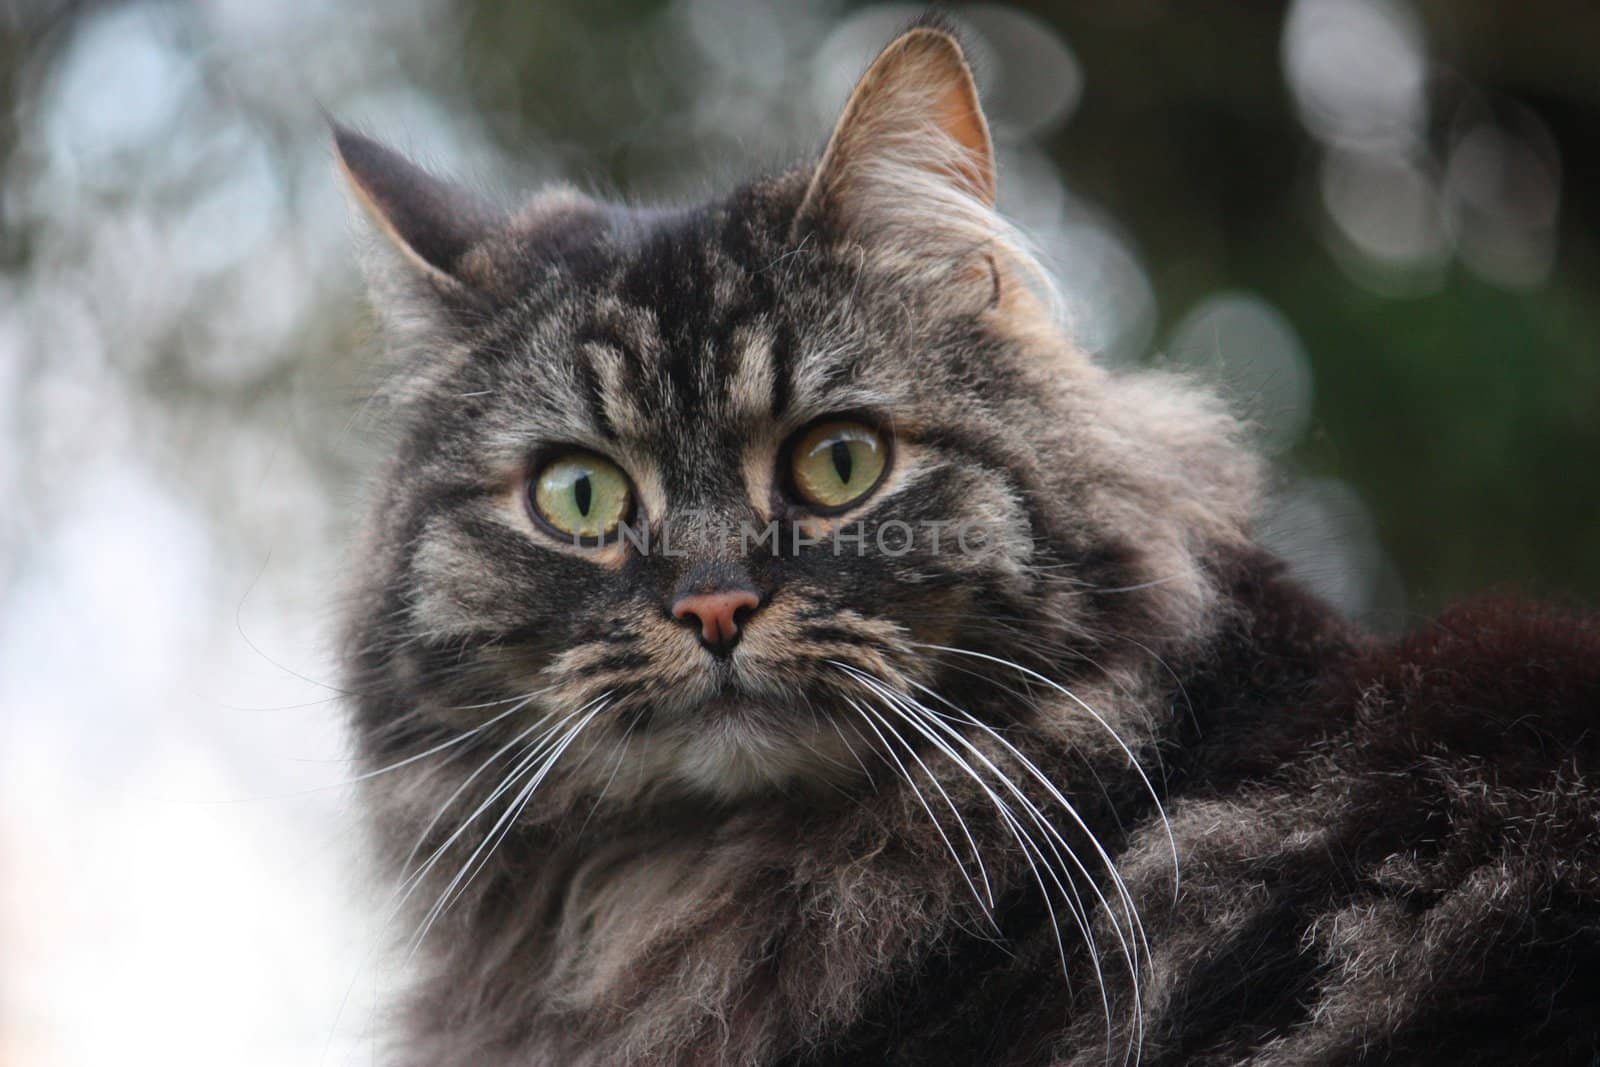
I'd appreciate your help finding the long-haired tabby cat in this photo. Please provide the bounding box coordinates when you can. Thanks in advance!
[334,17,1600,1066]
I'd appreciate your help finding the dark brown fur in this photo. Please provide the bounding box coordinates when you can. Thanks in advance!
[806,554,1600,1065]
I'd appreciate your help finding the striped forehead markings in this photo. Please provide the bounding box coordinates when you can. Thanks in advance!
[556,210,843,445]
[575,309,791,430]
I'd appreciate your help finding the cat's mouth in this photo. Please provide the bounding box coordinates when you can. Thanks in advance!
[643,663,811,727]
[628,623,920,728]
[692,685,812,729]
[528,613,922,794]
[640,681,872,797]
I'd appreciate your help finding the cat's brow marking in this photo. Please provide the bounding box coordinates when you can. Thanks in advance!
[582,341,645,434]
[726,322,777,422]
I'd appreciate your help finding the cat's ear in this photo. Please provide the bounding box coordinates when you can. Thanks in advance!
[796,22,997,241]
[333,123,503,321]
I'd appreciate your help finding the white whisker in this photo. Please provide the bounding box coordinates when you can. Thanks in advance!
[906,679,1151,968]
[839,664,1143,1066]
[396,702,560,881]
[575,726,633,838]
[406,696,612,957]
[836,669,1112,1034]
[844,696,999,923]
[392,694,609,923]
[187,687,554,806]
[916,642,1181,901]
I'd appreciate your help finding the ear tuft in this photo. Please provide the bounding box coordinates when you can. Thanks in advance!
[798,24,996,232]
[332,123,497,292]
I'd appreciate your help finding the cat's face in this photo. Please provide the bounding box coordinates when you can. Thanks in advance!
[341,28,1254,808]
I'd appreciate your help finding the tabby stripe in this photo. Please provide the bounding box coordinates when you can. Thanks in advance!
[572,343,617,441]
[768,318,795,418]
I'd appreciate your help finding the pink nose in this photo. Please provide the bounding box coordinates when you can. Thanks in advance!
[671,589,761,656]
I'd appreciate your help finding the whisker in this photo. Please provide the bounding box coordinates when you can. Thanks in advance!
[392,695,607,919]
[822,701,877,781]
[836,671,1106,1013]
[893,676,1150,1065]
[844,696,999,922]
[348,688,550,786]
[915,641,1180,902]
[905,679,1151,962]
[178,687,554,806]
[406,696,612,957]
[432,702,609,921]
[859,681,1114,1050]
[862,690,1089,950]
[840,665,1141,1065]
[574,723,634,838]
[396,702,563,879]
[922,653,1131,843]
[318,693,596,1065]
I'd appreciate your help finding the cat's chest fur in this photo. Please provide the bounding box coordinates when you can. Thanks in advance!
[391,557,1600,1067]
[392,693,1148,1066]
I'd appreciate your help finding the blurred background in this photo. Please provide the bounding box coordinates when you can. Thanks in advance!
[0,0,1595,1062]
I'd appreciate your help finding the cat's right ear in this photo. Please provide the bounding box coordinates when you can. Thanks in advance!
[792,22,1030,309]
[332,123,501,325]
[797,23,995,230]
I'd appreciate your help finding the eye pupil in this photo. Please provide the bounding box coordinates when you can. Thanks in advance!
[573,473,592,516]
[831,440,853,485]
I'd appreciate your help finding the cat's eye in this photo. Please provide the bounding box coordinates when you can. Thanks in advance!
[787,419,889,511]
[529,451,633,542]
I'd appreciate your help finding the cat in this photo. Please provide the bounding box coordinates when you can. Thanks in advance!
[335,16,1600,1066]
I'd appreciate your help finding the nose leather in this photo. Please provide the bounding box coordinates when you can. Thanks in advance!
[671,589,761,655]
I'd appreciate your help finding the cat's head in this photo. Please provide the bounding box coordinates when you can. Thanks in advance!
[339,21,1257,807]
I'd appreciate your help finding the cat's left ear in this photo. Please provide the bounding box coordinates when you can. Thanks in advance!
[333,123,505,325]
[795,21,997,242]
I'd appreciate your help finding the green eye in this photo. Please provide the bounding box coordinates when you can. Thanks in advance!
[530,451,633,541]
[789,420,889,510]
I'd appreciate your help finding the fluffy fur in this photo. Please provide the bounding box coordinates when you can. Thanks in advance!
[336,18,1600,1066]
